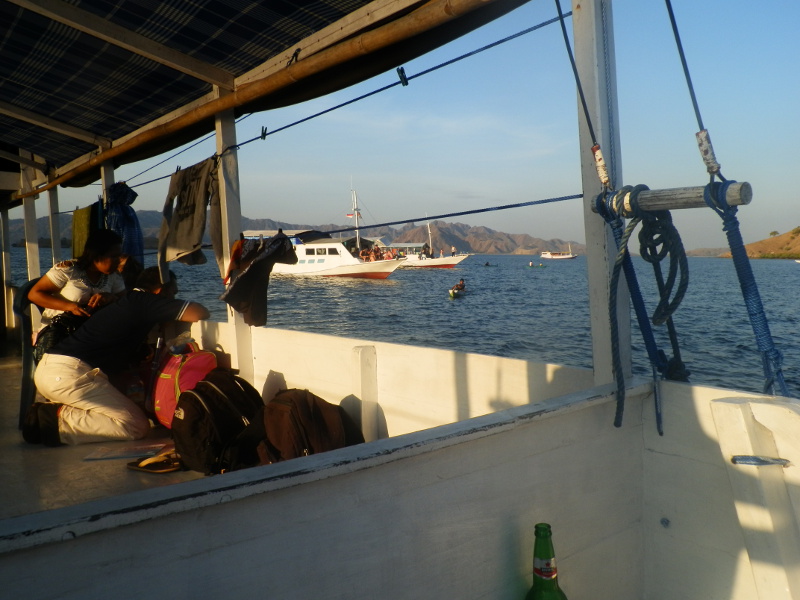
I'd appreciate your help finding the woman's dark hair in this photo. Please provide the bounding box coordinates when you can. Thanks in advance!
[135,266,177,293]
[76,229,123,269]
[119,254,144,290]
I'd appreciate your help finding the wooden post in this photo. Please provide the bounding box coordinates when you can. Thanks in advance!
[214,95,254,382]
[100,162,115,227]
[48,186,62,264]
[1,205,12,339]
[20,157,41,283]
[573,0,629,386]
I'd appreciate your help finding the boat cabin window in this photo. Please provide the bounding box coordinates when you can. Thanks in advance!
[305,249,315,256]
[316,248,326,255]
[327,248,339,255]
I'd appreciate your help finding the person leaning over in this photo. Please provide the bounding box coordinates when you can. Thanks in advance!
[28,229,126,329]
[25,267,210,446]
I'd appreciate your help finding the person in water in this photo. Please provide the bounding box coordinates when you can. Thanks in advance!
[25,267,210,446]
[452,279,466,291]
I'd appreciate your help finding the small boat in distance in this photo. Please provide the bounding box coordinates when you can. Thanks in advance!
[541,243,577,260]
[449,279,466,298]
[391,242,469,268]
[391,220,469,268]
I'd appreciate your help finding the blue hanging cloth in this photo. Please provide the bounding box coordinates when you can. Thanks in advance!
[106,182,144,266]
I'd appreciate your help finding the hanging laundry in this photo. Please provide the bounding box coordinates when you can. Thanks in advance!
[106,181,144,266]
[71,201,103,259]
[157,158,222,282]
[220,232,297,327]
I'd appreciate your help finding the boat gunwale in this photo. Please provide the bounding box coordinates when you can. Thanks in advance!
[0,379,650,555]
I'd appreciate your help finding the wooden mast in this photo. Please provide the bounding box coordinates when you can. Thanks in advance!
[572,0,630,386]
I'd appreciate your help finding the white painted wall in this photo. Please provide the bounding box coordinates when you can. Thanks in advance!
[0,387,646,599]
[195,320,597,437]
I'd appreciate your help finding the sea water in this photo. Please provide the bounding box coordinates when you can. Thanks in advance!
[12,248,799,397]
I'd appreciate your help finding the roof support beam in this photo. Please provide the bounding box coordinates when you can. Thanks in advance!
[0,148,47,171]
[8,0,235,90]
[0,99,112,148]
[14,0,520,199]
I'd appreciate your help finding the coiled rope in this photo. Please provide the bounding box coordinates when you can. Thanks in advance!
[596,185,689,433]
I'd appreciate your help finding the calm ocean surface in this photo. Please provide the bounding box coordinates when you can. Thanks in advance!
[13,248,799,397]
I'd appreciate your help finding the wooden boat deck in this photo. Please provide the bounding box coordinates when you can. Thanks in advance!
[0,346,203,522]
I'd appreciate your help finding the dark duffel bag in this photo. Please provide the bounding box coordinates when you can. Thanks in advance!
[171,368,264,475]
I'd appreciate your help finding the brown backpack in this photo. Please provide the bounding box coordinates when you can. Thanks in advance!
[257,388,364,464]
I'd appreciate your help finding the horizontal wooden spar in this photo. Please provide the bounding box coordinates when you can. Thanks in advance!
[592,182,752,217]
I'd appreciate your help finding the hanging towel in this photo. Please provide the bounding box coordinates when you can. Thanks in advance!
[157,158,221,282]
[71,201,103,258]
[220,233,297,327]
[106,182,144,266]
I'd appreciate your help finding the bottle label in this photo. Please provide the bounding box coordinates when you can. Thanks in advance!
[534,557,557,580]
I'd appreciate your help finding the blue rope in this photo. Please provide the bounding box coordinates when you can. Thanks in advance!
[324,194,582,236]
[704,181,791,397]
[596,186,690,433]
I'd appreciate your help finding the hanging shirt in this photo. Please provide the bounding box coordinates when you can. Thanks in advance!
[220,234,297,327]
[157,158,222,281]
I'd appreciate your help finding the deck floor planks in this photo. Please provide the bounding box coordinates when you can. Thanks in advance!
[0,353,202,521]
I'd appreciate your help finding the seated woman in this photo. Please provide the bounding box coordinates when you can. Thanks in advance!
[28,229,126,331]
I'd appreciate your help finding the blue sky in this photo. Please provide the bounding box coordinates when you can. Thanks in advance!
[26,0,800,251]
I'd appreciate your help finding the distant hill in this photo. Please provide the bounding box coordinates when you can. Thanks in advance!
[726,227,800,259]
[7,211,584,256]
[686,227,800,258]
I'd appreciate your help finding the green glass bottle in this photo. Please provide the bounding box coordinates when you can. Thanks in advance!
[525,523,568,600]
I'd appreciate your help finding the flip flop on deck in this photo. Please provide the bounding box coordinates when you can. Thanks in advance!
[127,450,182,474]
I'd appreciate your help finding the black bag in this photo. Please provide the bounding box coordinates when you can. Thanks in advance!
[171,368,264,474]
[33,312,89,363]
[257,388,365,464]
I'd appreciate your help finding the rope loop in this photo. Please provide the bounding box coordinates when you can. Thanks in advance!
[621,184,650,221]
[638,211,689,326]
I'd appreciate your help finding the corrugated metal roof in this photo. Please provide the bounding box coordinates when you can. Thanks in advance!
[0,0,527,204]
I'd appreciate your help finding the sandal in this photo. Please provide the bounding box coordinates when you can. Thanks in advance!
[127,451,182,473]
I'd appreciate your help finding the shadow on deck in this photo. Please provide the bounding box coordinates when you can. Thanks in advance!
[0,343,203,521]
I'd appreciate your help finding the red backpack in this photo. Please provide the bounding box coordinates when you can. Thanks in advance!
[153,342,217,428]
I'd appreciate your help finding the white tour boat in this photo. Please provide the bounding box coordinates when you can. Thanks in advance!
[1,2,798,600]
[391,242,470,268]
[541,243,577,259]
[244,230,405,279]
[391,220,470,268]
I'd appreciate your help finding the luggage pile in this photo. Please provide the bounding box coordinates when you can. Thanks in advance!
[149,342,365,475]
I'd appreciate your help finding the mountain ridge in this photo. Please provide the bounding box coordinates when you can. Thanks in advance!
[8,211,799,258]
[7,210,584,255]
